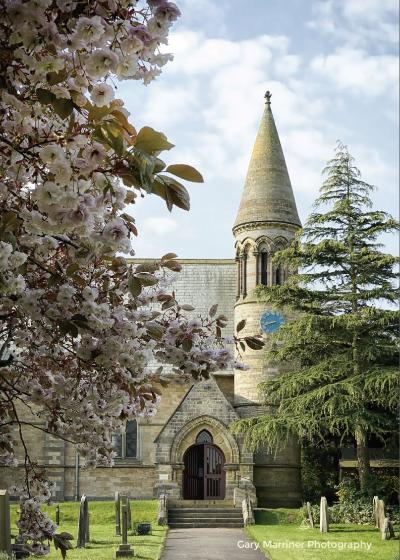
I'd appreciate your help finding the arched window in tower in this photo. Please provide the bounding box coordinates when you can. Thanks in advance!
[235,250,241,299]
[112,420,138,459]
[196,429,213,444]
[241,249,248,297]
[275,265,283,285]
[260,251,268,286]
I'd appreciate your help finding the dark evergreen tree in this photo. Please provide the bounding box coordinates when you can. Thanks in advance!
[232,142,399,493]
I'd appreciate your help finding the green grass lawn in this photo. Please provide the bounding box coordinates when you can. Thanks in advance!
[246,509,399,560]
[10,500,167,560]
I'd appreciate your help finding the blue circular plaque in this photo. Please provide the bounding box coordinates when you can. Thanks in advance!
[260,312,284,333]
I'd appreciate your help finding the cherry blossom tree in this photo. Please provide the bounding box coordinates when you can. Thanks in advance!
[0,1,261,554]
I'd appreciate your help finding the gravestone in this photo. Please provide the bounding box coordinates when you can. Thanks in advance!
[381,517,395,541]
[306,502,314,528]
[377,499,385,531]
[116,495,134,558]
[115,491,121,536]
[319,497,329,533]
[157,494,167,526]
[77,494,89,548]
[0,490,11,555]
[127,497,132,531]
[372,496,379,528]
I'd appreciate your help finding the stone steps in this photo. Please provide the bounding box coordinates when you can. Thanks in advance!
[169,509,243,517]
[168,500,234,508]
[168,507,244,529]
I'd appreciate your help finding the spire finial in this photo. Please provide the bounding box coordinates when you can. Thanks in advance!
[264,90,272,105]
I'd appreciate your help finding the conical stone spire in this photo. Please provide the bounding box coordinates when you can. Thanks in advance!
[233,91,301,230]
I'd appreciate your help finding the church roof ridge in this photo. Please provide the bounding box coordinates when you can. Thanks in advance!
[233,91,301,231]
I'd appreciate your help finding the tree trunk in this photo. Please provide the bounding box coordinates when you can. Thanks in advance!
[355,425,371,493]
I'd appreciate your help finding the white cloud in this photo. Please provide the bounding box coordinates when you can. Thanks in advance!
[176,0,229,37]
[311,48,399,96]
[117,21,397,258]
[142,216,179,235]
[308,0,398,47]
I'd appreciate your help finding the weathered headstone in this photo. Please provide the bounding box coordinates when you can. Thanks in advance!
[372,496,379,528]
[381,517,395,541]
[56,504,60,525]
[319,496,329,533]
[306,502,315,528]
[377,499,385,531]
[127,497,132,531]
[0,490,11,555]
[157,494,167,526]
[115,491,121,536]
[116,495,134,558]
[77,494,89,548]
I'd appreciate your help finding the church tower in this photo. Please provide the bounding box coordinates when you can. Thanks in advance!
[233,91,302,507]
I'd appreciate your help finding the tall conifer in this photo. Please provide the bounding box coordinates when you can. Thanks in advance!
[233,142,399,493]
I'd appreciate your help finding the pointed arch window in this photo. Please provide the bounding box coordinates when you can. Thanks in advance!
[112,420,138,459]
[242,250,248,297]
[196,430,213,444]
[275,265,283,285]
[260,251,268,286]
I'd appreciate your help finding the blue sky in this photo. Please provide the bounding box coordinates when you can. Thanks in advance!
[118,0,399,258]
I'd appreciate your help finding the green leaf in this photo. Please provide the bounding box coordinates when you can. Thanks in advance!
[115,165,141,188]
[166,164,204,183]
[209,304,218,318]
[59,320,79,338]
[66,263,79,276]
[52,98,74,119]
[182,338,193,351]
[128,275,142,297]
[161,253,178,262]
[46,69,68,85]
[162,259,182,272]
[244,336,265,350]
[162,299,175,310]
[135,272,158,286]
[134,126,174,154]
[36,88,55,105]
[154,157,166,173]
[1,211,19,232]
[136,262,159,274]
[236,319,246,333]
[153,175,190,212]
[70,314,90,330]
[181,304,195,311]
[88,104,112,122]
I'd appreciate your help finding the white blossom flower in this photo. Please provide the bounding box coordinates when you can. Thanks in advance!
[72,16,105,45]
[38,144,65,164]
[91,83,115,107]
[0,242,13,270]
[56,283,76,305]
[86,49,119,79]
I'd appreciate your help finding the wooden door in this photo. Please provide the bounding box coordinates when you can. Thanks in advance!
[183,444,225,499]
[204,444,225,499]
[183,444,203,499]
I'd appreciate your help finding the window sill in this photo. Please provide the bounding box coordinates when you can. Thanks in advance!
[113,457,142,466]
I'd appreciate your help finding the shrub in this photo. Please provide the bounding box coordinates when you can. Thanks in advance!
[304,478,400,525]
[301,444,340,504]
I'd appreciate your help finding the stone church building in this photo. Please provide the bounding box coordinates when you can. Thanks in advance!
[1,93,303,508]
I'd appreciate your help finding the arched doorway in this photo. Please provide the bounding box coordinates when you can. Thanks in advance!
[183,430,225,499]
